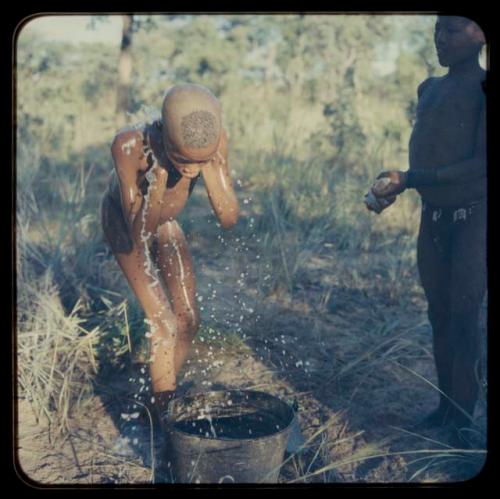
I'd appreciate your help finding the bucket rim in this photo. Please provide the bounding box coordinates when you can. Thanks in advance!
[166,389,296,442]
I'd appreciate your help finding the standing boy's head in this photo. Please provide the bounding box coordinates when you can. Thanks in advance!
[434,16,486,68]
[161,83,222,163]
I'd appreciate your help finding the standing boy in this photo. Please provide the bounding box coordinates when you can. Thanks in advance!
[366,16,487,443]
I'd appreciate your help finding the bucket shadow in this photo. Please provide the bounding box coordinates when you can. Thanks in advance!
[93,361,197,484]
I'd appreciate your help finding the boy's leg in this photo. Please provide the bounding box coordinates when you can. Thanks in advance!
[416,205,453,426]
[102,195,178,399]
[448,200,487,430]
[155,220,200,377]
[113,245,179,393]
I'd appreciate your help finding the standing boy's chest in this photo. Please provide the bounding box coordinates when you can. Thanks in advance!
[416,79,482,135]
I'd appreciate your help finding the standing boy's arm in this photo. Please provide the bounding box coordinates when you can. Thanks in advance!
[370,78,435,198]
[406,100,486,187]
[432,102,485,184]
[373,71,487,199]
[374,96,486,197]
[200,129,239,229]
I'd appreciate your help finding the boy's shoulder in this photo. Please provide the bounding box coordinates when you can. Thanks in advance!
[417,76,444,98]
[112,124,145,144]
[111,124,148,158]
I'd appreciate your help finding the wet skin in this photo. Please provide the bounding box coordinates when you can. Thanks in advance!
[101,120,239,394]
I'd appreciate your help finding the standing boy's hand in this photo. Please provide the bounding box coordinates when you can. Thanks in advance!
[364,189,397,213]
[364,173,402,214]
[373,171,408,197]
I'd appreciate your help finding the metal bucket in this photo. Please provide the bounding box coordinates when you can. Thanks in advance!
[165,389,295,483]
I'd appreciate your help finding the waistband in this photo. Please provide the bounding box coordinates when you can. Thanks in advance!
[422,196,486,210]
[422,198,486,223]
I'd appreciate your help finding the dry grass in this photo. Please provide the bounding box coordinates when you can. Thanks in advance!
[17,270,100,435]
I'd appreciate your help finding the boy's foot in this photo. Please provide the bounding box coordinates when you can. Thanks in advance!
[152,390,177,481]
[152,390,176,431]
[448,426,474,450]
[445,417,478,450]
[411,407,448,430]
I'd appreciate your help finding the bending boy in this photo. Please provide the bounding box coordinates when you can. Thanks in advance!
[101,83,239,427]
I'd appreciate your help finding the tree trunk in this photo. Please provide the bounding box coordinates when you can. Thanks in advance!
[116,15,134,128]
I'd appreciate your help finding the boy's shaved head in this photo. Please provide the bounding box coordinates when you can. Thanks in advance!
[162,83,222,161]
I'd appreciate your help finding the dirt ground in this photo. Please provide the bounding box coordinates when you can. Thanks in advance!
[15,195,487,486]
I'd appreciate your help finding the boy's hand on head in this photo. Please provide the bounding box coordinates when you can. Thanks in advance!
[197,149,226,177]
[213,150,226,167]
[203,149,226,170]
[178,164,202,179]
[146,163,168,187]
[176,152,225,179]
[373,171,408,197]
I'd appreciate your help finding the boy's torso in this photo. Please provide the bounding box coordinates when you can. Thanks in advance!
[409,70,486,206]
[106,121,199,224]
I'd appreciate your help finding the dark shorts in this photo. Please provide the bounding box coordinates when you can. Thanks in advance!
[101,190,134,255]
[417,196,487,311]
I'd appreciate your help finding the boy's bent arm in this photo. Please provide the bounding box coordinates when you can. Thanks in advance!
[435,102,486,184]
[201,129,239,229]
[407,102,486,187]
[111,131,168,246]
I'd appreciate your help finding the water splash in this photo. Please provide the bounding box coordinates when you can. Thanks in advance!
[139,161,177,362]
[126,105,161,126]
[121,136,137,156]
[165,221,196,326]
[200,404,218,439]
